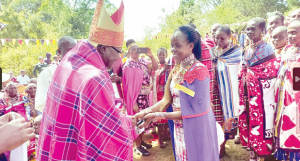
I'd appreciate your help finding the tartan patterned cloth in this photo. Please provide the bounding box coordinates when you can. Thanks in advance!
[200,41,214,102]
[37,40,136,161]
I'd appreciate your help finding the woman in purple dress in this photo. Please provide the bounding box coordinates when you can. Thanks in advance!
[134,25,219,161]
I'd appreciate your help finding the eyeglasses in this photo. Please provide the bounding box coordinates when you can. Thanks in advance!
[111,46,122,53]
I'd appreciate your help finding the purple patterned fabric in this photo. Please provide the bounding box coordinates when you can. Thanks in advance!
[179,63,219,161]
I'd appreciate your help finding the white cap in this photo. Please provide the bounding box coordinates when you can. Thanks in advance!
[2,73,10,82]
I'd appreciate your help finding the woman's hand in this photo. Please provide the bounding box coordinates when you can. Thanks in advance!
[133,103,139,113]
[145,47,154,58]
[211,103,215,113]
[139,113,155,128]
[134,111,146,120]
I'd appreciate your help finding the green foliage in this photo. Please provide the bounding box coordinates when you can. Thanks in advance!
[0,0,298,75]
[0,0,117,76]
[0,42,57,77]
[287,0,300,9]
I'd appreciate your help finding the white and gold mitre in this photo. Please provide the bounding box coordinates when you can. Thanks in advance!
[88,0,124,48]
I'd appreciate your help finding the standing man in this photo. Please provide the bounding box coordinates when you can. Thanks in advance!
[37,1,138,160]
[205,23,221,48]
[32,56,48,78]
[44,52,52,65]
[35,36,77,113]
[17,70,30,86]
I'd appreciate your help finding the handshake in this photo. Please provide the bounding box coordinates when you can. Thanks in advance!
[129,108,155,133]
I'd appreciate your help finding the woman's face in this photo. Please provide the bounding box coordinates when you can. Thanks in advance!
[7,84,17,97]
[246,21,263,41]
[129,45,139,59]
[215,30,230,49]
[171,31,194,62]
[27,84,37,97]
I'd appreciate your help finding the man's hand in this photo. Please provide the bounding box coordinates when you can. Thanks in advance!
[0,118,35,153]
[33,115,42,135]
[139,113,155,128]
[120,106,127,115]
[110,74,121,83]
[130,116,137,128]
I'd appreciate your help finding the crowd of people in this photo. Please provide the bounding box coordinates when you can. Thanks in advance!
[1,0,300,160]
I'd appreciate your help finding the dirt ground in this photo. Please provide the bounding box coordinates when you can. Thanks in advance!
[133,134,279,161]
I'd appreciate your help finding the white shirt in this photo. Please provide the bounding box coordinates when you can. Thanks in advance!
[35,64,58,113]
[17,75,30,84]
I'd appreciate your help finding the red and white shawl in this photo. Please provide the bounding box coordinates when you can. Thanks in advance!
[238,55,278,156]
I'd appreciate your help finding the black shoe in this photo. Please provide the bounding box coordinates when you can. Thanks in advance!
[135,146,150,156]
[141,141,152,149]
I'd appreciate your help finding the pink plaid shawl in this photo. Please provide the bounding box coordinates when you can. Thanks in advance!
[37,40,136,161]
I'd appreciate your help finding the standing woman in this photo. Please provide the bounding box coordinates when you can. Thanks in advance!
[24,83,42,120]
[122,39,158,156]
[152,47,170,148]
[134,25,219,161]
[23,83,41,161]
[238,17,278,161]
[212,25,242,157]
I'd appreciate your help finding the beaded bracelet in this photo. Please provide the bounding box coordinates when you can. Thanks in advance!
[143,108,152,115]
[154,112,166,119]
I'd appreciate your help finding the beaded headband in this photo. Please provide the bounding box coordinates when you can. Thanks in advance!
[128,43,137,50]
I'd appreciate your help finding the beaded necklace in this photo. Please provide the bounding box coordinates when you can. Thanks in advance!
[172,54,195,84]
[28,94,38,117]
[244,39,264,62]
[214,43,233,57]
[285,46,300,63]
[275,43,288,57]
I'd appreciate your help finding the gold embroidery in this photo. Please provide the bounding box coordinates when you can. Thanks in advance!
[174,83,195,97]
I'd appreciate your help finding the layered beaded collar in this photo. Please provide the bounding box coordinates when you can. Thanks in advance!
[214,43,233,57]
[180,54,195,67]
[250,39,264,49]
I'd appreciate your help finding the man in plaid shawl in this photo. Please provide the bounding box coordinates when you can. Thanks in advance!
[36,1,138,160]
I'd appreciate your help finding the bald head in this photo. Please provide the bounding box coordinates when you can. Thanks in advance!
[272,26,287,36]
[58,36,77,58]
[289,20,300,28]
[288,20,300,46]
[30,78,37,85]
[271,26,287,49]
